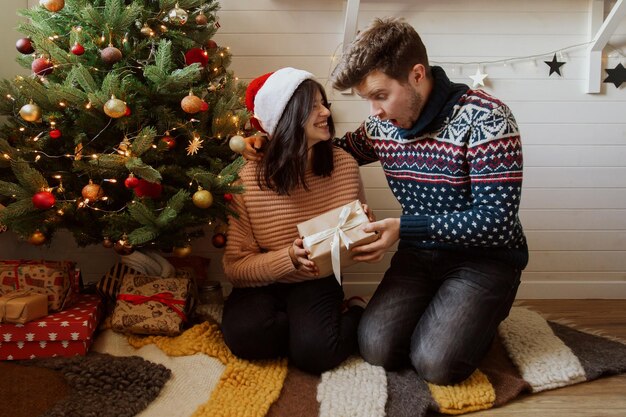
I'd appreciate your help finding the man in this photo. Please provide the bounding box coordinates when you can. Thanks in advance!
[244,17,527,385]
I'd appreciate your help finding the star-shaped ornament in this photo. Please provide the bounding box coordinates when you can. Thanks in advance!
[186,137,204,155]
[469,68,488,88]
[603,63,626,88]
[544,54,565,76]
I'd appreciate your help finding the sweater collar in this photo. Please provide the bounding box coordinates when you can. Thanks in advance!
[398,66,469,137]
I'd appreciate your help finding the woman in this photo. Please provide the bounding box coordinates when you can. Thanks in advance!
[221,67,367,374]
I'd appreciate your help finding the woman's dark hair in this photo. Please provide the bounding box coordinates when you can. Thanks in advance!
[256,79,335,195]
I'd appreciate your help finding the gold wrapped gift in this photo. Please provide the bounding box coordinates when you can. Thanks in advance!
[111,274,190,336]
[0,290,48,324]
[297,200,378,284]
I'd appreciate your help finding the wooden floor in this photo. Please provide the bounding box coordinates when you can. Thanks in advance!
[426,300,626,417]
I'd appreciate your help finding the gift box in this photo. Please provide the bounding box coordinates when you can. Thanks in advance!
[0,293,103,360]
[96,262,142,303]
[0,260,75,312]
[111,274,190,336]
[0,290,48,324]
[297,200,378,284]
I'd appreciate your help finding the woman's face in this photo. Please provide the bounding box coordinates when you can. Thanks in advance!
[304,89,332,148]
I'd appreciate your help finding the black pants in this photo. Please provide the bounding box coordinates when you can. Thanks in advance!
[221,276,362,374]
[359,248,521,385]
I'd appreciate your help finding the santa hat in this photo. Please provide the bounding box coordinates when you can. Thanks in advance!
[245,67,314,137]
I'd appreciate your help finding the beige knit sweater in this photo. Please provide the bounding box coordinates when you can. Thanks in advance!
[223,147,366,287]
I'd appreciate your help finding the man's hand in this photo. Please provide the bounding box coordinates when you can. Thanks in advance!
[351,218,400,262]
[242,135,267,161]
[289,238,319,275]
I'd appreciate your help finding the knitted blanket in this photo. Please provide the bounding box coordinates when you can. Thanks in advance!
[2,307,625,417]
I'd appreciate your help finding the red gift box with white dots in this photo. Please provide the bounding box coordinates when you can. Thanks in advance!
[0,293,102,360]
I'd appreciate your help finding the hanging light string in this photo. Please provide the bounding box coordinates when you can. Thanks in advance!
[431,41,594,66]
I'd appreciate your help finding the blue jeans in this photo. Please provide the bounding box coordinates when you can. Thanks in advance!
[221,276,362,374]
[358,248,521,385]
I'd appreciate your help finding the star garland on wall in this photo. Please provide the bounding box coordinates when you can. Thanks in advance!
[425,41,626,91]
[544,53,566,76]
[604,63,626,88]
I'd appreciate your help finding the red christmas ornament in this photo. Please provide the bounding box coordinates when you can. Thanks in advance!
[16,38,34,54]
[32,57,54,76]
[71,42,85,55]
[49,129,62,139]
[185,47,209,67]
[134,179,162,199]
[200,101,209,112]
[124,174,140,189]
[212,232,226,248]
[32,191,56,209]
[161,135,176,150]
[206,39,218,50]
[223,193,233,202]
[124,106,131,116]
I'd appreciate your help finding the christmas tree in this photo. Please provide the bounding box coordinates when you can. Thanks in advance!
[0,0,249,260]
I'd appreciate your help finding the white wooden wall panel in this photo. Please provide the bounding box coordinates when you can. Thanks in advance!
[1,0,625,298]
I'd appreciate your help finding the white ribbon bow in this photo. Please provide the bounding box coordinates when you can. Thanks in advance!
[302,205,364,284]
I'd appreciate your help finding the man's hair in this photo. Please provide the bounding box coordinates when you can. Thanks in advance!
[332,17,430,90]
[256,79,335,195]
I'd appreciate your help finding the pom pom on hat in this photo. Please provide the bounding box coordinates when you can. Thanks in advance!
[245,67,314,137]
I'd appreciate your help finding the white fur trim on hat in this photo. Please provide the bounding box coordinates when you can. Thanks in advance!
[254,67,314,137]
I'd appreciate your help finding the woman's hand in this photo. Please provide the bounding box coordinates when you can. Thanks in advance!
[242,135,267,161]
[362,203,376,222]
[289,238,318,275]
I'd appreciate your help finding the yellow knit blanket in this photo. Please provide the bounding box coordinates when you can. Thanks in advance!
[128,322,288,417]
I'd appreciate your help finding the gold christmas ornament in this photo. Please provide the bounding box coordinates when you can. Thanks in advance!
[104,96,127,118]
[192,188,213,209]
[140,24,153,37]
[101,45,123,65]
[19,103,42,122]
[173,245,192,258]
[81,181,105,201]
[181,93,203,114]
[102,237,114,248]
[40,0,64,12]
[28,230,47,246]
[113,240,134,255]
[168,3,188,25]
[229,135,246,154]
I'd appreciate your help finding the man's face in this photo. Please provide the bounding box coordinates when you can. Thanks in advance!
[355,69,426,130]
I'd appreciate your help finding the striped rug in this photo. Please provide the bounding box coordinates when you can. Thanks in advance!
[12,307,625,417]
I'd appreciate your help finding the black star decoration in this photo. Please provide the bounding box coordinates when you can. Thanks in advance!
[544,53,565,76]
[603,63,626,88]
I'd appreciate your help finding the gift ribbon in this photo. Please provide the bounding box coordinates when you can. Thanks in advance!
[0,290,34,322]
[117,291,187,321]
[302,204,364,283]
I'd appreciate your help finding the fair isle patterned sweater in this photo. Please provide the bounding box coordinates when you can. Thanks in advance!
[336,66,528,268]
[223,147,366,287]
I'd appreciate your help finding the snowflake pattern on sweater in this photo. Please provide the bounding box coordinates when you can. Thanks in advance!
[336,69,527,265]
